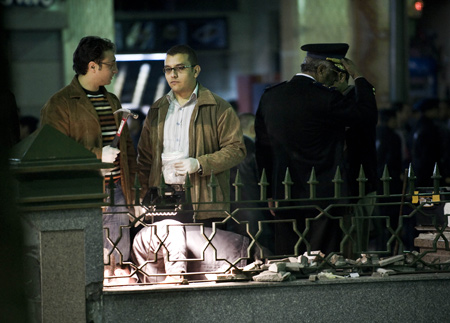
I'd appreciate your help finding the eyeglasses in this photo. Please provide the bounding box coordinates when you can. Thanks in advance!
[100,61,117,70]
[163,65,195,74]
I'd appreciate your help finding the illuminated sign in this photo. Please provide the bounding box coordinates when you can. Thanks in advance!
[1,0,54,7]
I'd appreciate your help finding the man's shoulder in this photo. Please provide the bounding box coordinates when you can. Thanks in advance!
[198,85,231,109]
[263,81,287,93]
[50,76,85,99]
[44,83,73,106]
[310,81,339,93]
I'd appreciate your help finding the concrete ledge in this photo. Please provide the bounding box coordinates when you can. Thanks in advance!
[103,273,450,322]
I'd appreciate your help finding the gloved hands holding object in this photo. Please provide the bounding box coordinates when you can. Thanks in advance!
[174,158,200,176]
[102,145,120,163]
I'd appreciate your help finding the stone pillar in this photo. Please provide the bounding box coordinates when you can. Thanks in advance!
[10,125,108,322]
[23,208,103,322]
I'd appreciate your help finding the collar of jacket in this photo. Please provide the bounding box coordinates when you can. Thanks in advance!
[66,75,119,126]
[67,76,108,99]
[153,83,217,110]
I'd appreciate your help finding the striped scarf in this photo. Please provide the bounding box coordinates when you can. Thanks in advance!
[85,89,121,185]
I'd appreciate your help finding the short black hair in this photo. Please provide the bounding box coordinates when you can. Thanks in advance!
[166,44,198,66]
[73,36,115,75]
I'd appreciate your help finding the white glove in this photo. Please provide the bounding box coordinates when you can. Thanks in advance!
[102,145,120,163]
[174,158,200,176]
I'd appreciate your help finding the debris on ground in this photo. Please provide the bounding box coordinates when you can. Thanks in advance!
[233,250,441,283]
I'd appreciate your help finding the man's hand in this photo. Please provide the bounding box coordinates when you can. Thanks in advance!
[174,158,200,176]
[102,145,120,163]
[341,58,362,79]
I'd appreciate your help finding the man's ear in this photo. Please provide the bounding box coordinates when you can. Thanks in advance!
[194,65,201,78]
[317,64,327,77]
[88,61,96,72]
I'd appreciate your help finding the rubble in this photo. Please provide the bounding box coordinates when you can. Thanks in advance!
[317,271,345,280]
[268,262,286,273]
[309,274,318,282]
[405,251,420,264]
[375,268,395,277]
[215,272,248,281]
[379,255,405,267]
[226,250,442,284]
[330,255,346,267]
[252,271,292,282]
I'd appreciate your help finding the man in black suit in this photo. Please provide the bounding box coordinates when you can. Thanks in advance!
[255,43,377,255]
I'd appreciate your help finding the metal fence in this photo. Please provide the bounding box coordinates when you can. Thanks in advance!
[103,163,450,285]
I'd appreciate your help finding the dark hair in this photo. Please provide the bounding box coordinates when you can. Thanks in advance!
[166,44,198,66]
[73,36,115,75]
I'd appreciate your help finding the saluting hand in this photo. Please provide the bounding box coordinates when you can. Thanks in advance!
[341,58,362,80]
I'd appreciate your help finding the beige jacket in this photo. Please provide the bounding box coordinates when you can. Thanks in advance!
[137,84,246,220]
[40,76,137,205]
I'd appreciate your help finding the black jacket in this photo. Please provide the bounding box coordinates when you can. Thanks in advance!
[255,75,377,201]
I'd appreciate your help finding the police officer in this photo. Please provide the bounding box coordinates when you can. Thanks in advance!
[255,43,377,255]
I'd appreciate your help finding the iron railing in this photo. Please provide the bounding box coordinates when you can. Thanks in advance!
[103,163,450,285]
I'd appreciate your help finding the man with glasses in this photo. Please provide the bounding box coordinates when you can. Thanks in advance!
[41,36,137,284]
[137,44,246,226]
[255,43,377,256]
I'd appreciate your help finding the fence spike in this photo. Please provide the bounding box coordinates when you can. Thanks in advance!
[380,165,391,196]
[357,164,368,197]
[332,166,344,198]
[282,167,293,200]
[307,167,318,199]
[208,170,218,202]
[233,169,243,201]
[184,173,192,203]
[158,173,167,198]
[432,162,442,195]
[258,169,269,201]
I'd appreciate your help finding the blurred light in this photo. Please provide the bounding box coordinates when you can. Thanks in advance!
[414,1,424,11]
[116,53,166,61]
[408,0,424,18]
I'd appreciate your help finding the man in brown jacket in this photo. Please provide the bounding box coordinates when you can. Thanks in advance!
[40,36,137,284]
[137,44,246,225]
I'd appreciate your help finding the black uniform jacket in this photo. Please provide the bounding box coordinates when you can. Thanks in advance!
[344,86,378,195]
[255,75,377,201]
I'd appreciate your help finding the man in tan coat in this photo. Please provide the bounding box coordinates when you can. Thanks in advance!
[40,36,137,284]
[137,44,246,225]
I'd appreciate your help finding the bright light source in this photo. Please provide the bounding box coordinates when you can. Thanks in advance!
[414,1,424,11]
[116,53,166,61]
